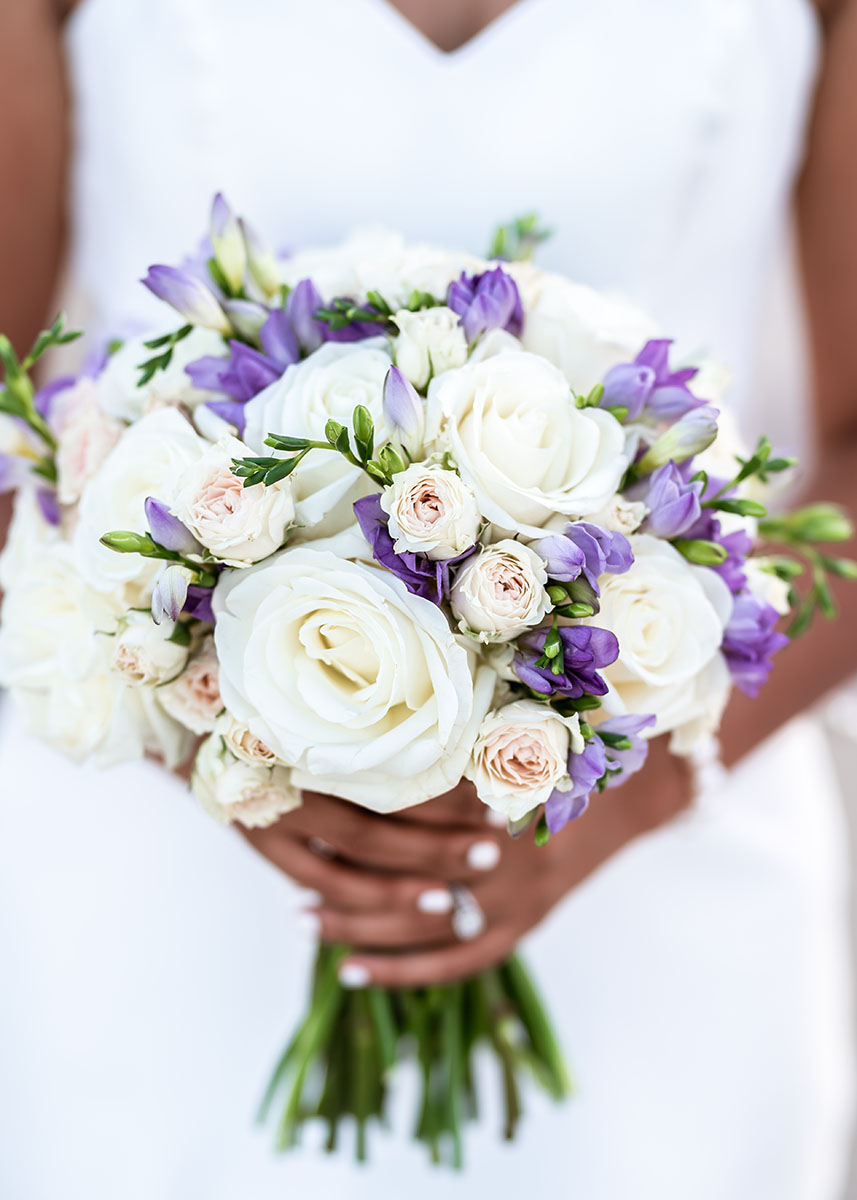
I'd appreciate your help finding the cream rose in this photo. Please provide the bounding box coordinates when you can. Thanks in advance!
[585,534,733,750]
[393,307,468,389]
[466,700,583,821]
[222,717,282,765]
[509,264,657,391]
[449,539,551,642]
[73,407,205,598]
[587,493,648,536]
[158,638,224,733]
[243,340,392,533]
[379,464,480,560]
[427,351,630,537]
[111,611,189,686]
[97,328,226,422]
[192,729,301,828]
[171,434,294,565]
[213,541,495,811]
[744,559,791,616]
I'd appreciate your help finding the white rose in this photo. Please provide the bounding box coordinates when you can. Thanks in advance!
[158,637,224,733]
[280,230,484,310]
[0,546,190,766]
[0,488,60,590]
[466,699,584,821]
[428,352,629,537]
[744,559,791,616]
[585,534,733,750]
[213,541,495,811]
[509,264,657,391]
[98,328,227,422]
[111,611,189,686]
[73,407,205,598]
[450,539,551,642]
[171,434,294,565]
[222,716,282,765]
[393,307,468,389]
[587,493,648,536]
[192,728,301,829]
[379,464,480,560]
[53,377,124,506]
[243,340,392,533]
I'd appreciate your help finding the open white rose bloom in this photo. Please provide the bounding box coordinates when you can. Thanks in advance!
[0,198,850,1165]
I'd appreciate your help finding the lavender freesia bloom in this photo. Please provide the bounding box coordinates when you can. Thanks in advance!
[514,624,619,698]
[145,497,202,555]
[638,461,703,538]
[534,523,633,593]
[601,339,704,421]
[185,584,216,625]
[353,494,472,604]
[36,487,61,527]
[722,592,788,697]
[545,739,608,832]
[383,366,424,450]
[142,265,230,334]
[286,279,326,354]
[683,482,752,594]
[638,404,719,471]
[260,309,300,367]
[447,266,524,343]
[151,565,191,626]
[599,713,656,786]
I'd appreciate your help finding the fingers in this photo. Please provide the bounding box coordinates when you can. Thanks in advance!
[307,899,455,949]
[290,792,503,880]
[337,923,522,988]
[242,826,446,911]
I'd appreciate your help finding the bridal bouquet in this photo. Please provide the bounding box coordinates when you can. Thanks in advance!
[0,199,853,1165]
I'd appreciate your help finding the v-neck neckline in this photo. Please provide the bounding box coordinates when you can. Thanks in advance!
[366,0,538,61]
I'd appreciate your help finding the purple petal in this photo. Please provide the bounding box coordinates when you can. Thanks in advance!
[383,366,424,441]
[152,565,189,625]
[204,399,248,436]
[286,278,325,354]
[722,593,789,697]
[36,487,61,527]
[145,497,201,554]
[600,363,655,420]
[185,584,215,625]
[260,309,299,367]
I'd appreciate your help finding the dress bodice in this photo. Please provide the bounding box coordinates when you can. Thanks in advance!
[65,0,819,423]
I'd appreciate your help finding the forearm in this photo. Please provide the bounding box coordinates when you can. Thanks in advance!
[721,433,857,766]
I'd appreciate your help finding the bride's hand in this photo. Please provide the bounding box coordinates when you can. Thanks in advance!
[240,738,690,987]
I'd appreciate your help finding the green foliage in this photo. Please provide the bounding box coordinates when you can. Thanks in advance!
[487,213,552,262]
[137,324,194,387]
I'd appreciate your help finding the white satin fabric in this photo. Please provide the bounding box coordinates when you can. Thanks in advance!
[0,1,854,1197]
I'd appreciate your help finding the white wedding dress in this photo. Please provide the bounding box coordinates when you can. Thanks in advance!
[0,1,854,1197]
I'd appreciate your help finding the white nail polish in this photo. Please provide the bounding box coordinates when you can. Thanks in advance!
[295,910,320,938]
[484,808,507,828]
[417,888,454,914]
[339,962,371,989]
[466,840,500,871]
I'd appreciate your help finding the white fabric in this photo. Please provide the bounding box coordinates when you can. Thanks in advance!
[1,0,854,1196]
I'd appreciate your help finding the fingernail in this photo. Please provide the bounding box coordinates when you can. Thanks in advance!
[466,840,500,871]
[307,836,335,860]
[417,887,453,914]
[295,910,320,938]
[484,807,507,828]
[339,962,371,989]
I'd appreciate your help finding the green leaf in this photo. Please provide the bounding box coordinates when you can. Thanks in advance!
[709,497,768,518]
[821,556,857,580]
[263,456,305,485]
[167,622,192,647]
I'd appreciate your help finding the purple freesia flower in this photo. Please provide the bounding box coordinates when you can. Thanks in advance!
[36,487,61,527]
[533,522,633,593]
[185,583,215,625]
[188,341,281,404]
[142,265,230,334]
[151,565,190,626]
[638,461,703,538]
[545,739,607,832]
[383,366,424,449]
[145,497,201,555]
[353,494,472,604]
[286,279,325,354]
[260,308,300,367]
[515,624,619,698]
[601,339,704,420]
[683,482,752,594]
[447,266,523,343]
[599,713,656,786]
[722,593,788,697]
